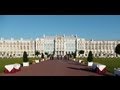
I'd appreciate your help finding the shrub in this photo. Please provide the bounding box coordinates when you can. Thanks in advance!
[35,51,40,57]
[79,50,84,55]
[87,51,93,62]
[23,51,29,62]
[115,44,120,55]
[41,53,44,58]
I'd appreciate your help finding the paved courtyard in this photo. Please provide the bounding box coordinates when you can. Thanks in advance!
[0,59,113,76]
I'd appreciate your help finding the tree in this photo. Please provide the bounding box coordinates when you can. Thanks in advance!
[35,51,40,57]
[87,51,93,62]
[79,50,84,57]
[115,44,120,56]
[79,50,84,55]
[23,51,29,62]
[73,51,77,58]
[45,52,49,58]
[41,53,44,58]
[45,52,48,56]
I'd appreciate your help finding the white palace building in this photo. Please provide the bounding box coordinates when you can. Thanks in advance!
[0,34,120,58]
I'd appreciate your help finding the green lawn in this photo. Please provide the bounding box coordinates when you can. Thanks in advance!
[0,57,41,73]
[76,57,120,73]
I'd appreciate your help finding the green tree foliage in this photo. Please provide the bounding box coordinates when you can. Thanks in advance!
[115,44,120,55]
[87,51,93,62]
[35,51,40,57]
[45,52,49,58]
[23,51,29,62]
[45,52,48,56]
[79,50,84,55]
[41,53,44,58]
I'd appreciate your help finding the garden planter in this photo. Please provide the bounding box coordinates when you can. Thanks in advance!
[14,63,21,72]
[79,60,83,63]
[35,60,39,63]
[82,61,85,64]
[32,60,36,64]
[96,67,107,75]
[41,59,44,61]
[32,62,36,64]
[96,64,106,74]
[23,62,29,67]
[88,62,93,66]
[114,68,120,76]
[4,68,16,73]
[4,64,16,73]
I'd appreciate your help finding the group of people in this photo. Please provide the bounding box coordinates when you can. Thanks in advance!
[57,55,70,60]
[64,55,70,60]
[57,55,63,60]
[50,55,54,60]
[49,55,70,60]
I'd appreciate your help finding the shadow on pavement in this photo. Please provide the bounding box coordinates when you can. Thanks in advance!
[68,62,80,65]
[68,63,87,66]
[67,67,82,70]
[67,67,113,76]
[67,67,95,73]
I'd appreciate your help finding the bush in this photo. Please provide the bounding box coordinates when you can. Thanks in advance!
[41,53,44,58]
[35,51,40,57]
[45,52,49,57]
[115,44,120,55]
[73,51,76,58]
[87,51,93,62]
[23,51,29,62]
[79,50,84,55]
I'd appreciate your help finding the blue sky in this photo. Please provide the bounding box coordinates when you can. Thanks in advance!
[0,15,120,40]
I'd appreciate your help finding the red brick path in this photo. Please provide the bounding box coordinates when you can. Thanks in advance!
[0,59,112,76]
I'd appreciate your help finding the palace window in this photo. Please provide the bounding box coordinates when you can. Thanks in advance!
[20,46,22,50]
[27,46,29,50]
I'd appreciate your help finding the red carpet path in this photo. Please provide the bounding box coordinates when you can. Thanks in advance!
[0,59,113,76]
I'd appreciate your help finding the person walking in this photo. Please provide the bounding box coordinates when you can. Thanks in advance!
[61,55,62,60]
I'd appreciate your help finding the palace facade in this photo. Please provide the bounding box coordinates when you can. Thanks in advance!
[0,35,120,58]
